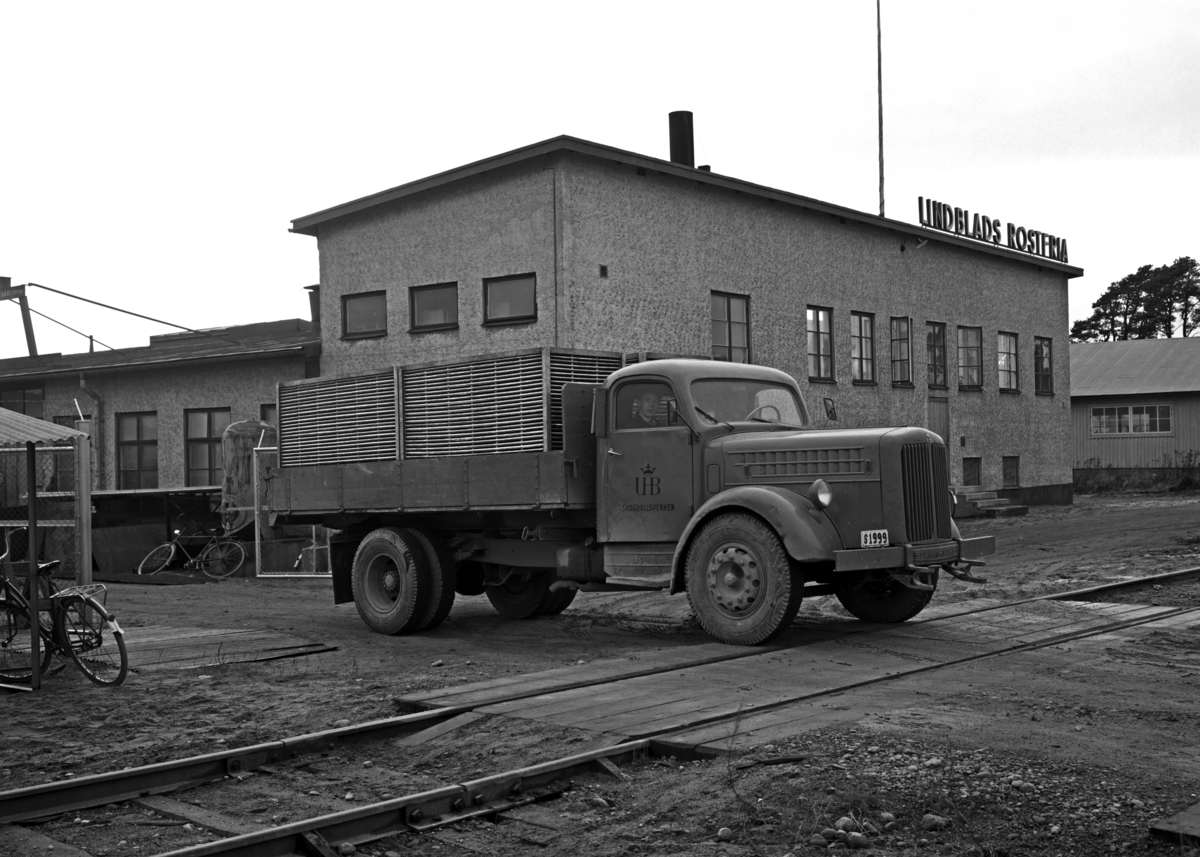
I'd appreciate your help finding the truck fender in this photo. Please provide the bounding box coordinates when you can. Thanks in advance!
[669,485,843,594]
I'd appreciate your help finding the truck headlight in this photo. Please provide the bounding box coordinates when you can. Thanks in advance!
[808,479,833,509]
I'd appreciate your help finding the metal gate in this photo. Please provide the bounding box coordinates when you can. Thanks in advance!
[251,447,329,577]
[0,437,90,584]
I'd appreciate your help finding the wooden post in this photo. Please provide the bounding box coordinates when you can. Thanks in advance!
[26,442,41,690]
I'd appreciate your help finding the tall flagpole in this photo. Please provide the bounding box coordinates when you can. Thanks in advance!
[877,0,885,217]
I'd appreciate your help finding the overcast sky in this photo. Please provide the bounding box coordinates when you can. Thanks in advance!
[2,0,1197,359]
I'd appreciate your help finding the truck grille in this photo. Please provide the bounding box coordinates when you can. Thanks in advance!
[279,372,397,466]
[901,443,952,542]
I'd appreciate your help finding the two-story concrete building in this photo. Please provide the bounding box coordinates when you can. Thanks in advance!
[289,123,1081,505]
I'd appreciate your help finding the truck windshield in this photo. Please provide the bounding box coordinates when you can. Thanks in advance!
[690,379,807,426]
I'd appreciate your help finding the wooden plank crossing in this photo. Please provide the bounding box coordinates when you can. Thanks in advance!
[400,600,1184,746]
[122,626,335,670]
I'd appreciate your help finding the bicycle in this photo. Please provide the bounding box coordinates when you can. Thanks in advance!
[0,527,128,687]
[137,514,247,579]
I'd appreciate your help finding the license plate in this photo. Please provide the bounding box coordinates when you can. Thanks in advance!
[860,529,889,549]
[913,543,959,563]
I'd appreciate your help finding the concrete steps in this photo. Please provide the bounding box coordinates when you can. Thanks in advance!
[952,487,1028,518]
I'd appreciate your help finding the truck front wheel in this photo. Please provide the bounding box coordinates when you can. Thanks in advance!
[350,528,431,635]
[485,567,551,619]
[685,513,803,646]
[836,574,934,623]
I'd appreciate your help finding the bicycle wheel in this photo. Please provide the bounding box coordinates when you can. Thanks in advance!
[1,600,54,682]
[199,540,246,579]
[138,543,175,575]
[56,595,128,687]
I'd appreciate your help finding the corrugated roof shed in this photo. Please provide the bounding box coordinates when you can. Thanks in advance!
[0,407,86,448]
[1070,338,1200,397]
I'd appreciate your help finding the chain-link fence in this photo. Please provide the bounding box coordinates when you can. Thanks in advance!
[0,441,86,583]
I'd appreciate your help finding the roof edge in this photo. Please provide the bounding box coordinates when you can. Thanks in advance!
[289,136,1083,278]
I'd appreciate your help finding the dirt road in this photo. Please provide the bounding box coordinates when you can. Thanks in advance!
[1,493,1198,856]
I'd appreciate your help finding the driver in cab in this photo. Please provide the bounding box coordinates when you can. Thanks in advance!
[619,384,671,429]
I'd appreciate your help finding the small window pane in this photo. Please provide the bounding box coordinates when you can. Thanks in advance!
[711,320,728,347]
[344,292,387,335]
[412,283,458,329]
[730,298,746,323]
[119,415,137,441]
[187,411,207,438]
[485,276,536,322]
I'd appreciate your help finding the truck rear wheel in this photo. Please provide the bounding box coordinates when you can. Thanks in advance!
[485,567,551,619]
[350,528,431,634]
[685,513,802,646]
[836,575,934,623]
[402,528,457,632]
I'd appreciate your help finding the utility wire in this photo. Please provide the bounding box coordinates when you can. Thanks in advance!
[24,305,115,350]
[22,282,245,346]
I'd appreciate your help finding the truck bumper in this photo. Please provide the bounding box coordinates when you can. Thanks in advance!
[833,535,996,573]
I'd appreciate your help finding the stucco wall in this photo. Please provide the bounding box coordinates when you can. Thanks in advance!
[316,162,558,377]
[38,355,304,490]
[555,155,1072,491]
[310,151,1074,493]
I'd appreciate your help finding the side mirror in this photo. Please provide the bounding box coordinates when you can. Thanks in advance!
[592,387,608,438]
[667,400,681,426]
[823,397,837,421]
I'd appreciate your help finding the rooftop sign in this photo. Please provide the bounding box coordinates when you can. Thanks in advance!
[918,197,1068,264]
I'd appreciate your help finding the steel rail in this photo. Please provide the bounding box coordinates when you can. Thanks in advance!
[149,605,1200,857]
[149,740,653,857]
[4,564,1196,828]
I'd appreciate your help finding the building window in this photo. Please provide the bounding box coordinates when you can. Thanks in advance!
[483,274,536,324]
[850,312,875,382]
[342,291,387,339]
[807,306,833,381]
[117,412,158,490]
[963,457,982,487]
[260,404,277,425]
[890,317,912,385]
[0,385,45,420]
[186,408,231,487]
[1090,404,1172,435]
[957,326,982,388]
[998,332,1019,391]
[1002,455,1020,487]
[711,292,750,363]
[926,322,947,388]
[410,282,458,332]
[51,414,89,492]
[1034,337,1053,394]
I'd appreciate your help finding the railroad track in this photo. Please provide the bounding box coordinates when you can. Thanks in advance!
[3,566,1198,856]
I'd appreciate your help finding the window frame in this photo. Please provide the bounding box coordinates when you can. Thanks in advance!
[117,411,159,490]
[962,456,982,487]
[1034,336,1054,394]
[409,281,459,332]
[185,407,232,488]
[850,311,876,384]
[926,322,948,389]
[483,274,537,325]
[0,384,45,420]
[341,290,388,340]
[890,317,913,386]
[1089,404,1173,436]
[1002,455,1020,488]
[998,331,1019,392]
[710,291,751,364]
[957,326,983,390]
[807,306,834,382]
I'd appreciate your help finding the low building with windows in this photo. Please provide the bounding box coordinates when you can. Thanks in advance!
[290,127,1081,504]
[1070,337,1200,475]
[0,315,319,492]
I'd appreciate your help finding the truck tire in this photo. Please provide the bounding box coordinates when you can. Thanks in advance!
[536,586,577,616]
[402,528,457,632]
[350,528,431,635]
[836,575,934,623]
[685,513,803,646]
[485,567,551,619]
